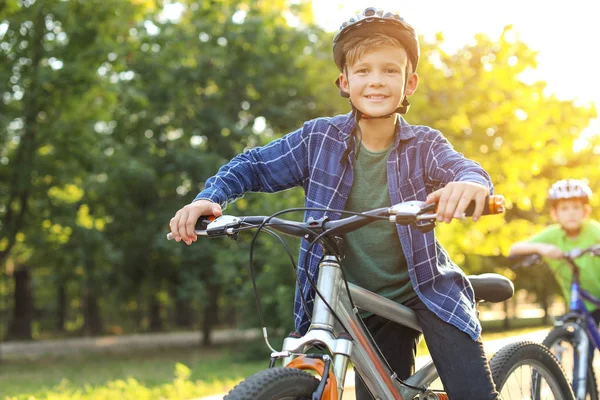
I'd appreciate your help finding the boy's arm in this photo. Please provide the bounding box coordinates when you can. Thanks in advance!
[195,124,310,207]
[423,130,492,192]
[423,130,493,222]
[508,227,563,259]
[171,123,311,244]
[508,241,563,259]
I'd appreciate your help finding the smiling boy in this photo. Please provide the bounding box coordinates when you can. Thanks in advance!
[170,7,499,399]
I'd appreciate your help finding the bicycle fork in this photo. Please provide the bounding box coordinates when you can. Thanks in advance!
[573,327,590,400]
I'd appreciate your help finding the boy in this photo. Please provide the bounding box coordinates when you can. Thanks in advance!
[509,179,600,321]
[170,7,499,399]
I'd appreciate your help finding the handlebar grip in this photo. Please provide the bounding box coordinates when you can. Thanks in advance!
[166,215,216,240]
[464,195,505,216]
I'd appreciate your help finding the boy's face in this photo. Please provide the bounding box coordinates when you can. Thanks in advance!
[338,46,418,118]
[550,199,591,233]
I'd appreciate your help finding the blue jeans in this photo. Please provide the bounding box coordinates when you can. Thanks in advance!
[354,297,500,399]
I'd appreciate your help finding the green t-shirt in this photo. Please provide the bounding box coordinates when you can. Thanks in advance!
[527,220,600,310]
[343,144,416,318]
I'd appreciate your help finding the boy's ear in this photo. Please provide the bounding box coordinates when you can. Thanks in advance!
[338,72,350,95]
[405,72,419,96]
[584,204,592,218]
[549,207,558,222]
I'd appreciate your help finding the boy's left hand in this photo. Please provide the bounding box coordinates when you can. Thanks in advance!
[426,182,490,223]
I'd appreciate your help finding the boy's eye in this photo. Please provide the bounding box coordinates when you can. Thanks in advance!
[385,68,400,74]
[355,68,369,74]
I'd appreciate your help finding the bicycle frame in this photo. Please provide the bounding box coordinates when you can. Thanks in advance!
[166,197,506,399]
[276,255,438,400]
[556,256,600,399]
[567,282,600,350]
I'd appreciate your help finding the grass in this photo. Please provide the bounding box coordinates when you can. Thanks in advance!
[0,321,552,399]
[0,343,267,399]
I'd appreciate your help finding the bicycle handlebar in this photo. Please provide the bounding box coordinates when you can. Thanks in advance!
[509,244,600,269]
[565,245,600,259]
[166,195,504,241]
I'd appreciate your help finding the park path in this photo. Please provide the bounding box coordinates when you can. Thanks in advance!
[0,328,261,359]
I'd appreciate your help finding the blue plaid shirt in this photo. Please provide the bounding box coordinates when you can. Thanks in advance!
[195,112,493,340]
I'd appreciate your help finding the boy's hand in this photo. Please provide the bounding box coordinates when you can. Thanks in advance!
[537,244,564,259]
[426,182,490,223]
[169,200,222,245]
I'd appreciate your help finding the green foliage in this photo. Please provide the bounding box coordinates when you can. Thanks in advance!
[0,0,597,342]
[410,26,597,264]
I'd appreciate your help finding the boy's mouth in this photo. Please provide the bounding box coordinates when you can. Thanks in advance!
[365,94,388,101]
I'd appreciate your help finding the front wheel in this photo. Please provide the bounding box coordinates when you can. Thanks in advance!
[490,340,575,400]
[224,367,320,400]
[543,324,599,400]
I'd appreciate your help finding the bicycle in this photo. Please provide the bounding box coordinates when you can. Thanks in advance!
[511,245,600,400]
[169,196,574,399]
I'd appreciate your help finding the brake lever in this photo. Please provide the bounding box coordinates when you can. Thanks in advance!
[586,244,600,257]
[388,201,438,230]
[509,253,542,269]
[206,215,242,238]
[415,220,436,233]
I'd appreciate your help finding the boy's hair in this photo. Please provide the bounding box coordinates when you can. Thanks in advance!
[342,33,412,72]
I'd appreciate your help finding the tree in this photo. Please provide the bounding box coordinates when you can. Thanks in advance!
[411,27,597,264]
[0,0,149,337]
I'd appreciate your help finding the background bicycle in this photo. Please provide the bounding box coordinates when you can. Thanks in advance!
[170,196,575,399]
[510,245,600,400]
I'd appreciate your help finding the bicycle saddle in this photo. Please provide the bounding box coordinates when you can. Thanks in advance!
[468,273,514,303]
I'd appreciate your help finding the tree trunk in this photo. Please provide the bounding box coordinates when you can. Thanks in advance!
[541,293,550,325]
[7,266,33,340]
[0,5,45,266]
[201,283,220,347]
[135,293,144,331]
[175,298,193,328]
[82,287,103,336]
[149,298,163,332]
[503,298,510,330]
[56,281,66,333]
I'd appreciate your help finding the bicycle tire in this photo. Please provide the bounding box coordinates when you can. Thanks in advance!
[490,340,575,400]
[223,367,320,400]
[543,325,599,400]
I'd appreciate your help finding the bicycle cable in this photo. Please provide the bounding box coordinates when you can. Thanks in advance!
[238,224,310,352]
[232,222,313,325]
[243,206,427,392]
[248,207,376,336]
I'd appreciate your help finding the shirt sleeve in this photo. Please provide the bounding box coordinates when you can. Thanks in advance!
[587,219,600,237]
[193,123,310,208]
[423,130,494,193]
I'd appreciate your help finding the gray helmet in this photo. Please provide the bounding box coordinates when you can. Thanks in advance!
[548,179,592,204]
[333,7,420,73]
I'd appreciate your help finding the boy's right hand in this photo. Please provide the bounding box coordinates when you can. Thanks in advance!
[169,200,223,245]
[538,244,563,259]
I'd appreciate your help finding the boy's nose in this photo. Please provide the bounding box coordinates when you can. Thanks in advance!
[369,78,384,87]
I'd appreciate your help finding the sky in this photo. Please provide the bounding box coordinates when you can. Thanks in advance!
[162,1,599,135]
[312,0,600,113]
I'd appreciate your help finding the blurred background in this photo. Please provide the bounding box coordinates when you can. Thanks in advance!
[1,0,598,399]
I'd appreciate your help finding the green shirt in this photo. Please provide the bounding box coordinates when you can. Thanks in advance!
[343,144,416,317]
[528,220,600,311]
